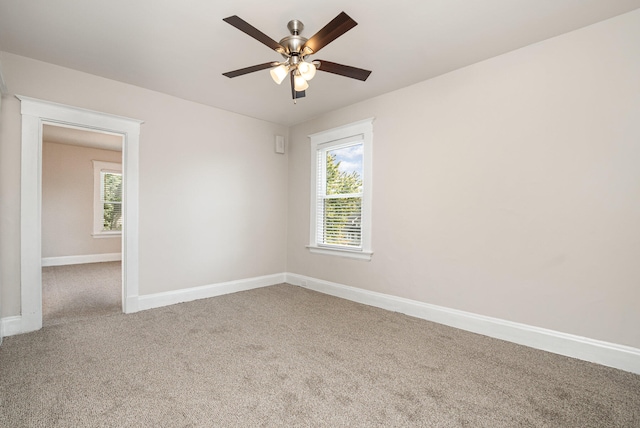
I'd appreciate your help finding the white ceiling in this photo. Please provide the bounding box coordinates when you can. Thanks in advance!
[43,124,123,152]
[1,0,639,126]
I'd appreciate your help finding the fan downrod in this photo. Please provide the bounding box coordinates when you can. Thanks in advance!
[287,19,304,35]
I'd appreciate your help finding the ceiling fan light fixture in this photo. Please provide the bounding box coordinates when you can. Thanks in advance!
[298,61,316,81]
[270,64,289,85]
[294,73,309,91]
[222,12,372,100]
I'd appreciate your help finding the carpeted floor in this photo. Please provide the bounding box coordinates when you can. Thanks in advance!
[1,284,639,427]
[42,261,122,326]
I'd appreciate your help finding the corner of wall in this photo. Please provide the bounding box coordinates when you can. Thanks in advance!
[0,53,9,95]
[284,273,640,375]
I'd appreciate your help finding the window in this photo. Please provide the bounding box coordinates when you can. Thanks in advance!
[92,160,122,237]
[308,118,373,260]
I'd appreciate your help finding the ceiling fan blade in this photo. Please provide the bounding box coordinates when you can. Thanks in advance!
[223,62,279,78]
[290,72,306,100]
[316,60,372,81]
[302,12,357,55]
[223,15,285,53]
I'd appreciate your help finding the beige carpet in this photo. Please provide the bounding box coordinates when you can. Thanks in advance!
[42,261,122,327]
[1,284,639,427]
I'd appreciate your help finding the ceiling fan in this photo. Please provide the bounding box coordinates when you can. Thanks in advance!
[222,12,372,102]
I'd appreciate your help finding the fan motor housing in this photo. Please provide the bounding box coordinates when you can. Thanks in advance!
[279,35,307,56]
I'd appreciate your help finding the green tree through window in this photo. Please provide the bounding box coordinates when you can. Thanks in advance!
[102,172,123,231]
[323,148,363,246]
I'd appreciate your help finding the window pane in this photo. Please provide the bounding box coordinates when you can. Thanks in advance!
[322,197,362,247]
[309,118,372,258]
[326,144,363,195]
[102,172,122,203]
[103,203,123,231]
[101,172,123,232]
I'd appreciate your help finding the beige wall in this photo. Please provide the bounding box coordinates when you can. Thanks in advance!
[42,142,122,258]
[0,52,289,316]
[0,89,5,329]
[287,10,640,348]
[0,90,19,320]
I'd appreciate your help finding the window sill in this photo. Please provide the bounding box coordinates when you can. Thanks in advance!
[306,245,373,261]
[92,232,122,239]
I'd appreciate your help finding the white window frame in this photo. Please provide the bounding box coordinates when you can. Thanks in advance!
[92,160,123,238]
[308,118,374,260]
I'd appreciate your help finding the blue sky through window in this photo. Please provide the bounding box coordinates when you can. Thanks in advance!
[330,143,363,178]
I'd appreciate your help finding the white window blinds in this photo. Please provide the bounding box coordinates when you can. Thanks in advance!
[316,140,364,249]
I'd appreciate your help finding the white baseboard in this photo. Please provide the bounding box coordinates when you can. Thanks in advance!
[138,273,286,312]
[1,273,284,337]
[42,253,122,267]
[5,268,638,375]
[1,316,23,337]
[285,273,640,375]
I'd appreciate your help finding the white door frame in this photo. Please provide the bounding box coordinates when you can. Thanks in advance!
[18,95,142,333]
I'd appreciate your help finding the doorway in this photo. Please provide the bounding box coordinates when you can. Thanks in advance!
[19,96,142,333]
[41,124,124,326]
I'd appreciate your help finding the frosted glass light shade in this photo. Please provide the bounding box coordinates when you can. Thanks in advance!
[270,65,289,85]
[298,61,316,80]
[294,73,309,91]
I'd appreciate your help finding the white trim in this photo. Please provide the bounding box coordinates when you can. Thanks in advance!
[20,112,43,332]
[138,273,286,311]
[18,95,143,335]
[285,273,640,375]
[42,253,122,267]
[306,245,373,260]
[1,316,23,337]
[91,232,122,238]
[5,268,638,374]
[308,117,376,142]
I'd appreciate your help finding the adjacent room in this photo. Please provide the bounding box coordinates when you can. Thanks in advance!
[41,125,124,326]
[1,1,639,426]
